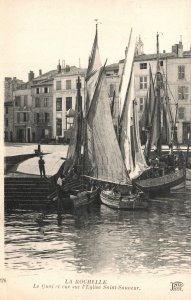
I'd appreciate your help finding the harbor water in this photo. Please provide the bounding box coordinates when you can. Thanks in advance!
[4,181,191,277]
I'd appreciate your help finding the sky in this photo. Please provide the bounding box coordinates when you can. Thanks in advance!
[0,0,191,82]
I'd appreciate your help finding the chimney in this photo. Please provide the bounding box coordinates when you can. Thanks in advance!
[57,60,61,73]
[65,65,70,72]
[172,40,183,57]
[39,69,42,76]
[28,71,34,82]
[178,40,183,57]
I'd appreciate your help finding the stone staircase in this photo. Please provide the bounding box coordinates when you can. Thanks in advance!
[4,176,55,209]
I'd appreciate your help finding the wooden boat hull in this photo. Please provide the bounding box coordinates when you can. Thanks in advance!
[186,168,191,181]
[49,188,99,210]
[100,190,148,210]
[69,189,98,208]
[134,168,186,193]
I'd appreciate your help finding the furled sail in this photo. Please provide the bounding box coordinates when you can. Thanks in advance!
[142,66,174,160]
[120,67,148,179]
[85,24,102,112]
[140,66,155,131]
[141,66,158,159]
[83,65,130,184]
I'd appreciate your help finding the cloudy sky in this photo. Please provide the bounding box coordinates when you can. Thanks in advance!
[1,0,191,81]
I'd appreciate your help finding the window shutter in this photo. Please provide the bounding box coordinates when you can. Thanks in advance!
[185,86,189,100]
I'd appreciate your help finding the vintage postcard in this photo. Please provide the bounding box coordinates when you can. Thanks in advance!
[1,0,191,299]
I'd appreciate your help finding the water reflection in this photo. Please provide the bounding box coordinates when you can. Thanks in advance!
[4,183,191,276]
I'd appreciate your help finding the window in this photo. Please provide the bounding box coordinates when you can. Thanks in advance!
[35,98,40,107]
[66,97,72,111]
[178,86,189,100]
[45,113,50,123]
[140,97,145,111]
[36,88,40,94]
[56,98,62,111]
[56,118,62,136]
[178,65,185,79]
[44,87,48,93]
[15,96,21,107]
[24,95,28,107]
[5,118,8,127]
[41,129,45,138]
[178,107,185,119]
[66,80,71,90]
[17,113,20,123]
[140,76,147,89]
[5,107,8,114]
[23,112,28,122]
[44,98,48,107]
[56,81,61,90]
[4,131,8,141]
[160,61,163,67]
[36,113,40,123]
[109,84,115,97]
[140,63,147,69]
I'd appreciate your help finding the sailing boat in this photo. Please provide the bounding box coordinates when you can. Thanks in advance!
[82,29,148,210]
[48,26,102,209]
[134,33,186,195]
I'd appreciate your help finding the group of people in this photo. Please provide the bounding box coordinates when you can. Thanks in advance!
[148,147,185,177]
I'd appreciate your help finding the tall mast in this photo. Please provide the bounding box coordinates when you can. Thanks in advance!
[76,76,83,172]
[156,32,162,155]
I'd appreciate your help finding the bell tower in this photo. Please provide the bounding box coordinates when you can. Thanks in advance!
[135,35,144,56]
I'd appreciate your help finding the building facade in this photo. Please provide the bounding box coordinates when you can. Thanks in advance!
[53,66,86,141]
[13,83,33,142]
[4,39,191,144]
[133,38,191,144]
[4,101,14,142]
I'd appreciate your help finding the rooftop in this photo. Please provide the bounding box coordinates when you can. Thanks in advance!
[54,66,86,77]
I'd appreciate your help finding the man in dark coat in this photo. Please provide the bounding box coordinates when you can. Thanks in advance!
[38,156,46,178]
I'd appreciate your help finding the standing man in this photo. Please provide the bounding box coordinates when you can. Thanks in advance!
[56,174,65,212]
[38,156,46,178]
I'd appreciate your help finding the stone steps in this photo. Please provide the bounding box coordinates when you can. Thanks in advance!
[4,176,54,208]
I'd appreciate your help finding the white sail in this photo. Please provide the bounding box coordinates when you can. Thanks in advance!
[84,66,130,184]
[119,29,135,116]
[85,25,102,113]
[120,53,148,179]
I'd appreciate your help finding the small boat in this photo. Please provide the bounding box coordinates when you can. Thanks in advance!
[70,189,98,208]
[100,189,148,210]
[47,179,99,210]
[186,168,191,181]
[135,168,186,194]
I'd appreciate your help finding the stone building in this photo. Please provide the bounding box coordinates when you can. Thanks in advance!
[4,77,24,103]
[4,101,13,141]
[13,82,33,142]
[31,69,58,143]
[4,75,32,142]
[133,37,191,144]
[4,38,191,144]
[53,65,86,141]
[105,63,120,129]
